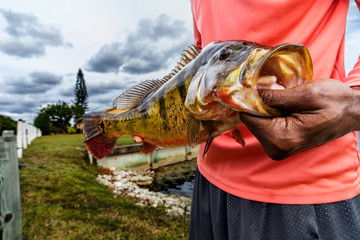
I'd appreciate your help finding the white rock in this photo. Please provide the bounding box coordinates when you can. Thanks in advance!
[112,175,123,181]
[96,170,192,216]
[113,181,124,188]
[102,174,112,180]
[135,202,145,207]
[186,206,191,213]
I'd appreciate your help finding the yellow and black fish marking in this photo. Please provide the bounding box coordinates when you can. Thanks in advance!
[83,41,313,159]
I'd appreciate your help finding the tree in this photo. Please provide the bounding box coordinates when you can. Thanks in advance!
[73,69,88,123]
[0,115,16,134]
[35,101,73,134]
[34,112,51,135]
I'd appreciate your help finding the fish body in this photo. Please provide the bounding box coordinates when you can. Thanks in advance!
[83,41,313,159]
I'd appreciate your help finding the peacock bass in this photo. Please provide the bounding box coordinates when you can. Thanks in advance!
[83,40,313,159]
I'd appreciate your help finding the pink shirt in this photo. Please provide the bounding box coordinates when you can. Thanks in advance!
[191,0,360,204]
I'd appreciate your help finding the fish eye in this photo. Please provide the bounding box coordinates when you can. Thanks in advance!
[219,48,231,60]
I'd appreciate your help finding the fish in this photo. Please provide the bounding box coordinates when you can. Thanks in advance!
[82,40,313,159]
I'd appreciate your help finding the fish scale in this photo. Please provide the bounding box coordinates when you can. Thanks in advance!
[82,41,312,159]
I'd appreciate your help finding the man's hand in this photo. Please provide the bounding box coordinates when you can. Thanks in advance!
[239,78,360,160]
[132,136,143,143]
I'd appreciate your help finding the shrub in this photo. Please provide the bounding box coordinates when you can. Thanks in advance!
[67,126,77,134]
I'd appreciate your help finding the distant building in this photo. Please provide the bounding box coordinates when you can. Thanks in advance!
[76,119,83,131]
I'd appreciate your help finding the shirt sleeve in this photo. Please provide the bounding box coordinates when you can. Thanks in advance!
[346,56,360,87]
[346,0,360,87]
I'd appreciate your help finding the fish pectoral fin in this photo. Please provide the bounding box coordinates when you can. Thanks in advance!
[186,117,203,147]
[201,133,216,161]
[140,142,157,154]
[231,128,246,147]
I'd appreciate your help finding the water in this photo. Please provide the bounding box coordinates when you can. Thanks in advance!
[161,178,195,196]
[150,159,196,196]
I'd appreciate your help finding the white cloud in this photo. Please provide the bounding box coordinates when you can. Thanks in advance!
[0,8,72,58]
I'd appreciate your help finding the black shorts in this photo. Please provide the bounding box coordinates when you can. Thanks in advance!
[189,169,360,240]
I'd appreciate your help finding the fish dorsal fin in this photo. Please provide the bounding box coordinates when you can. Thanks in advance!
[161,44,201,81]
[113,79,166,111]
[113,44,201,111]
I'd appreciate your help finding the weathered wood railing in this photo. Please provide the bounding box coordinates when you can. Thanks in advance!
[0,131,22,240]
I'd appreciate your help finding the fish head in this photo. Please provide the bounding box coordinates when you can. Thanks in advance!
[185,41,313,117]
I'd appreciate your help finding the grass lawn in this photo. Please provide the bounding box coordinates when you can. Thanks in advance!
[19,134,190,239]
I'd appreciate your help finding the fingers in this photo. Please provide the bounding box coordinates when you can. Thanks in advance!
[239,112,272,133]
[238,112,275,148]
[132,135,143,143]
[239,113,296,160]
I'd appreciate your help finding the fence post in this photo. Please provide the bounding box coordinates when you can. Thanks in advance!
[27,124,32,146]
[28,124,37,145]
[16,121,24,159]
[0,131,22,240]
[22,123,27,150]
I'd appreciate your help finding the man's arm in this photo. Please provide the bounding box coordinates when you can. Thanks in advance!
[239,78,360,160]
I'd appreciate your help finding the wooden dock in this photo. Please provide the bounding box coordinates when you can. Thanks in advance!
[89,144,199,170]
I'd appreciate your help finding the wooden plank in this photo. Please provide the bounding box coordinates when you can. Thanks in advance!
[0,131,22,240]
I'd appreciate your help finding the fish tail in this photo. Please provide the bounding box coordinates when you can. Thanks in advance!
[82,112,120,159]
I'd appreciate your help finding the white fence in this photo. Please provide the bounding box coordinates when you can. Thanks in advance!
[16,120,42,159]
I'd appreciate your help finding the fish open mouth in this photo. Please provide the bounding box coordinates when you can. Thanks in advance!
[251,44,313,91]
[193,42,313,117]
[218,43,313,116]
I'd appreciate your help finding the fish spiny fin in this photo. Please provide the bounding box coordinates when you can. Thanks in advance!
[113,45,200,111]
[82,112,120,159]
[202,133,216,161]
[113,79,165,110]
[231,129,246,147]
[186,116,203,147]
[161,45,201,81]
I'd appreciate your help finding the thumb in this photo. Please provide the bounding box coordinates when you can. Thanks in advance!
[258,84,314,112]
[132,135,143,143]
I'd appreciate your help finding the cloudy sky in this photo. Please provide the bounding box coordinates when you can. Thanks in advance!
[0,1,359,123]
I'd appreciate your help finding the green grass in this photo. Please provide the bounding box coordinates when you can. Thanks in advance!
[20,134,189,239]
[115,135,139,146]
